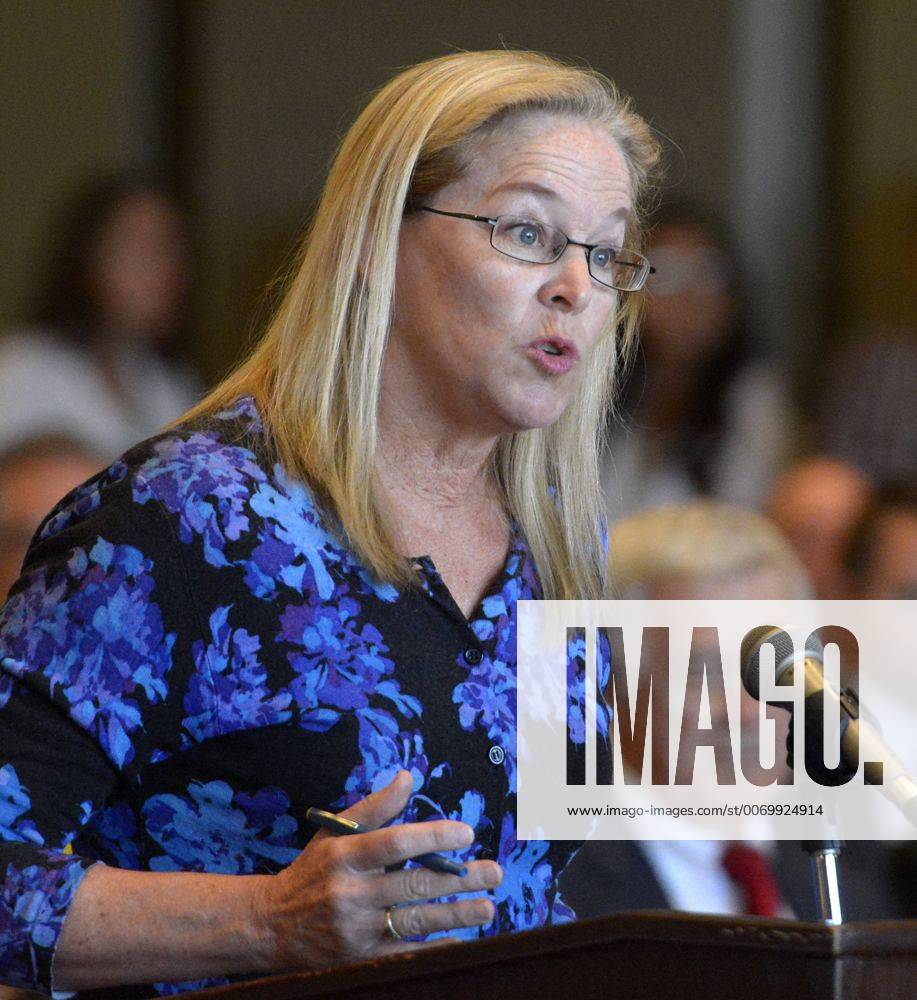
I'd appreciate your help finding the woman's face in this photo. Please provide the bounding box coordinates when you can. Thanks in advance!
[91,191,191,344]
[387,115,632,439]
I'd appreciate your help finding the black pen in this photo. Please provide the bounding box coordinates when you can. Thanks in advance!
[305,807,468,877]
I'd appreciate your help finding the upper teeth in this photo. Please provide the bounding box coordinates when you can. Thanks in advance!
[542,344,561,355]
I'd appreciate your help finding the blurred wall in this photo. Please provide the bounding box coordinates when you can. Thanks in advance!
[0,0,147,331]
[832,0,916,334]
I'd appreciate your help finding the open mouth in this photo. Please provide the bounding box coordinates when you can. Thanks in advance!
[527,337,578,370]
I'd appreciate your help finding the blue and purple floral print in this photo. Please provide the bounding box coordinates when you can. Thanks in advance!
[0,397,609,997]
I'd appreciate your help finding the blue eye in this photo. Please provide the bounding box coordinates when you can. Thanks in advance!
[510,222,544,246]
[591,246,616,269]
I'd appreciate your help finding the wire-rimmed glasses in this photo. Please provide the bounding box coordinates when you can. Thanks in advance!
[416,205,654,292]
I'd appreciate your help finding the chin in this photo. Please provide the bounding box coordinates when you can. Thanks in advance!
[495,388,572,433]
[497,407,568,435]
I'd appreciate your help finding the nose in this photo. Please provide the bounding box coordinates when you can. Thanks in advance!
[537,246,593,314]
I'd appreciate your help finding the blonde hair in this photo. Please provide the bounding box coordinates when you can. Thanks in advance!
[183,50,660,599]
[607,502,812,599]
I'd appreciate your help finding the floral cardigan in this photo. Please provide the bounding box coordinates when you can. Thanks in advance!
[0,397,606,997]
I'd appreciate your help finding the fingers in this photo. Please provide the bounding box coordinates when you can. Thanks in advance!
[312,771,475,877]
[387,897,495,939]
[343,817,475,872]
[337,770,414,831]
[268,772,500,973]
[376,860,503,907]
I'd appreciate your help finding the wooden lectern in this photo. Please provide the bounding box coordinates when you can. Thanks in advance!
[178,914,917,1000]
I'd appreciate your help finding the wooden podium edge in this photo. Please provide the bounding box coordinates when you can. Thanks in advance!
[176,913,917,999]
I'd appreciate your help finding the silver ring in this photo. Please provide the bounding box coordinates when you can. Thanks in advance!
[384,906,403,941]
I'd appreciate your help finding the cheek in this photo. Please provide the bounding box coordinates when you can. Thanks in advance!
[399,256,521,363]
[471,268,527,332]
[395,235,476,333]
[574,300,618,365]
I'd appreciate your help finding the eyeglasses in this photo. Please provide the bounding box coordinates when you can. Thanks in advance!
[416,205,654,292]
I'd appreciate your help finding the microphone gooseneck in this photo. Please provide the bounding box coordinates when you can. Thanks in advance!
[740,626,917,828]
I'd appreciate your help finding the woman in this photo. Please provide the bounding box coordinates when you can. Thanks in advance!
[0,51,658,996]
[602,201,790,522]
[0,174,200,459]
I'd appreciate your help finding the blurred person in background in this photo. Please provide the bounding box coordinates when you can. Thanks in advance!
[0,435,102,601]
[602,201,791,523]
[843,480,917,918]
[815,328,916,488]
[767,455,873,599]
[844,479,917,601]
[0,173,201,460]
[561,501,904,921]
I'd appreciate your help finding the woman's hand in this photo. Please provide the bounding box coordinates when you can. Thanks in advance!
[253,770,503,971]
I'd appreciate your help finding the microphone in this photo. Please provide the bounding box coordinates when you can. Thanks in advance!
[741,626,917,826]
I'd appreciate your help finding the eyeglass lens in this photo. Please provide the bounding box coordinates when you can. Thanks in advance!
[490,216,647,291]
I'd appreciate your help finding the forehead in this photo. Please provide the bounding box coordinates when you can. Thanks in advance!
[454,114,633,220]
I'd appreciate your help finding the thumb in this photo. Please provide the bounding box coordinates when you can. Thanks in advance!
[339,769,414,830]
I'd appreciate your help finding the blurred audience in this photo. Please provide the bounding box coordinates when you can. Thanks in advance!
[815,328,916,487]
[0,435,102,601]
[843,479,917,600]
[767,456,873,599]
[562,502,904,921]
[842,480,917,917]
[602,201,791,523]
[0,173,201,461]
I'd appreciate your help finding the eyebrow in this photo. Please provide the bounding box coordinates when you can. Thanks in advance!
[488,179,631,226]
[489,179,561,201]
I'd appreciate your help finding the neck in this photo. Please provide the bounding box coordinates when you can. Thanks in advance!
[375,387,499,515]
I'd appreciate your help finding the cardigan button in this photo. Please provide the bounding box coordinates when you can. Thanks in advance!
[464,647,483,665]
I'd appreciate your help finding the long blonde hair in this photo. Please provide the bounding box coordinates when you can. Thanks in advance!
[183,50,660,599]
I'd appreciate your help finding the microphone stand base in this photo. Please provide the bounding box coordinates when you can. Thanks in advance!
[801,839,844,924]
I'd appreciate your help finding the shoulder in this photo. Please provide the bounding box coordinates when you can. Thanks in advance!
[34,397,279,553]
[42,396,357,598]
[130,397,272,507]
[0,399,284,763]
[18,394,384,617]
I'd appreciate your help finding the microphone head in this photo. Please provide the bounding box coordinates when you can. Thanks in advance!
[741,626,824,700]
